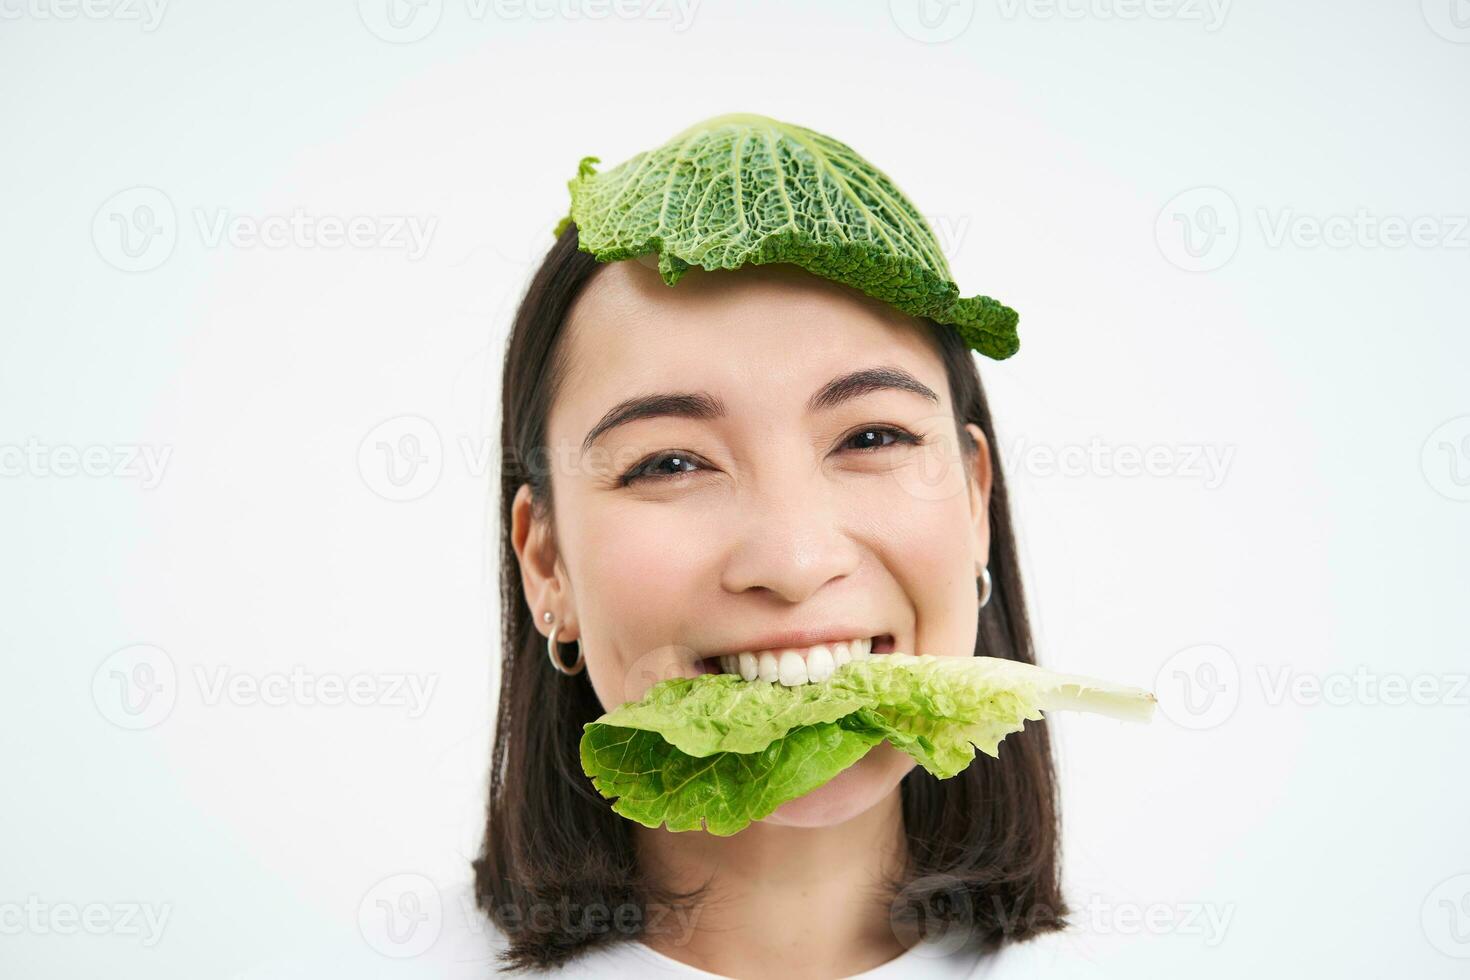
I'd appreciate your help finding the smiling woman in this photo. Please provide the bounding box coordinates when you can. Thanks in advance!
[472,115,1064,979]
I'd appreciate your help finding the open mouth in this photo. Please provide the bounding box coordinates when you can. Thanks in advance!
[696,633,896,686]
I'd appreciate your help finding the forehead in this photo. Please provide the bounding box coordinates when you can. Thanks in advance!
[552,260,948,438]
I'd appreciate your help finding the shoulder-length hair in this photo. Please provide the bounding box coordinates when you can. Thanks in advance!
[472,225,1064,972]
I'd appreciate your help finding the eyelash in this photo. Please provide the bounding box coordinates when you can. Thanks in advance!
[619,425,925,486]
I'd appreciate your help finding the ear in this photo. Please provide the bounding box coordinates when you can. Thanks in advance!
[963,423,994,567]
[510,483,577,641]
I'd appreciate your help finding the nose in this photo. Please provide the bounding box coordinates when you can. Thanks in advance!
[718,473,862,603]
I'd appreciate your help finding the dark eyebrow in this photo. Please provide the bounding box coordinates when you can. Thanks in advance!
[806,366,940,414]
[580,366,940,456]
[581,392,725,457]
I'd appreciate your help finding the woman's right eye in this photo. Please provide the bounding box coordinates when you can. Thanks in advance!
[621,453,703,485]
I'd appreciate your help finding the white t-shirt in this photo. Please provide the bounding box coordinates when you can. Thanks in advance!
[464,924,1112,979]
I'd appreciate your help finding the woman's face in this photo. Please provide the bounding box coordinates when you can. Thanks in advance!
[512,258,993,828]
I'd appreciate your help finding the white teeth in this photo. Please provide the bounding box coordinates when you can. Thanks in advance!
[777,649,808,686]
[711,637,882,685]
[805,644,834,682]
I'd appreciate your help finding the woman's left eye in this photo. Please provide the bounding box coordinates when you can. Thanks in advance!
[842,425,922,453]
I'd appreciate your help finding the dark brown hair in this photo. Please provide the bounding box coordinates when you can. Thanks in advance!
[472,225,1064,972]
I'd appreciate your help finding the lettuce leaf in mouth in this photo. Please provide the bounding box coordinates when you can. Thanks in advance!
[579,654,1155,836]
[553,112,1021,360]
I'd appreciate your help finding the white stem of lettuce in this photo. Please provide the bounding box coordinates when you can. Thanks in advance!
[875,653,1157,724]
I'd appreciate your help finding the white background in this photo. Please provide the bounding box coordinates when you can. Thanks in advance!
[2,1,1468,977]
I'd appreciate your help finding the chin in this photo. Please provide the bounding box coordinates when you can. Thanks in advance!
[757,743,915,828]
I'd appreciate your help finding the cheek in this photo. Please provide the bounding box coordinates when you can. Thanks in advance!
[567,499,715,706]
[579,501,712,613]
[856,471,980,657]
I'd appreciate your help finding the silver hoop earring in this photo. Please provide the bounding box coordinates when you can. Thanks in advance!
[544,612,585,675]
[978,567,993,610]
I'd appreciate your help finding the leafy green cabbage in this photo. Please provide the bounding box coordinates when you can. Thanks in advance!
[554,113,1021,360]
[580,654,1155,836]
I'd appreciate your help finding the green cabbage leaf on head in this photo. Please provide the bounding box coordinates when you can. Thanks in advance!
[554,112,1020,360]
